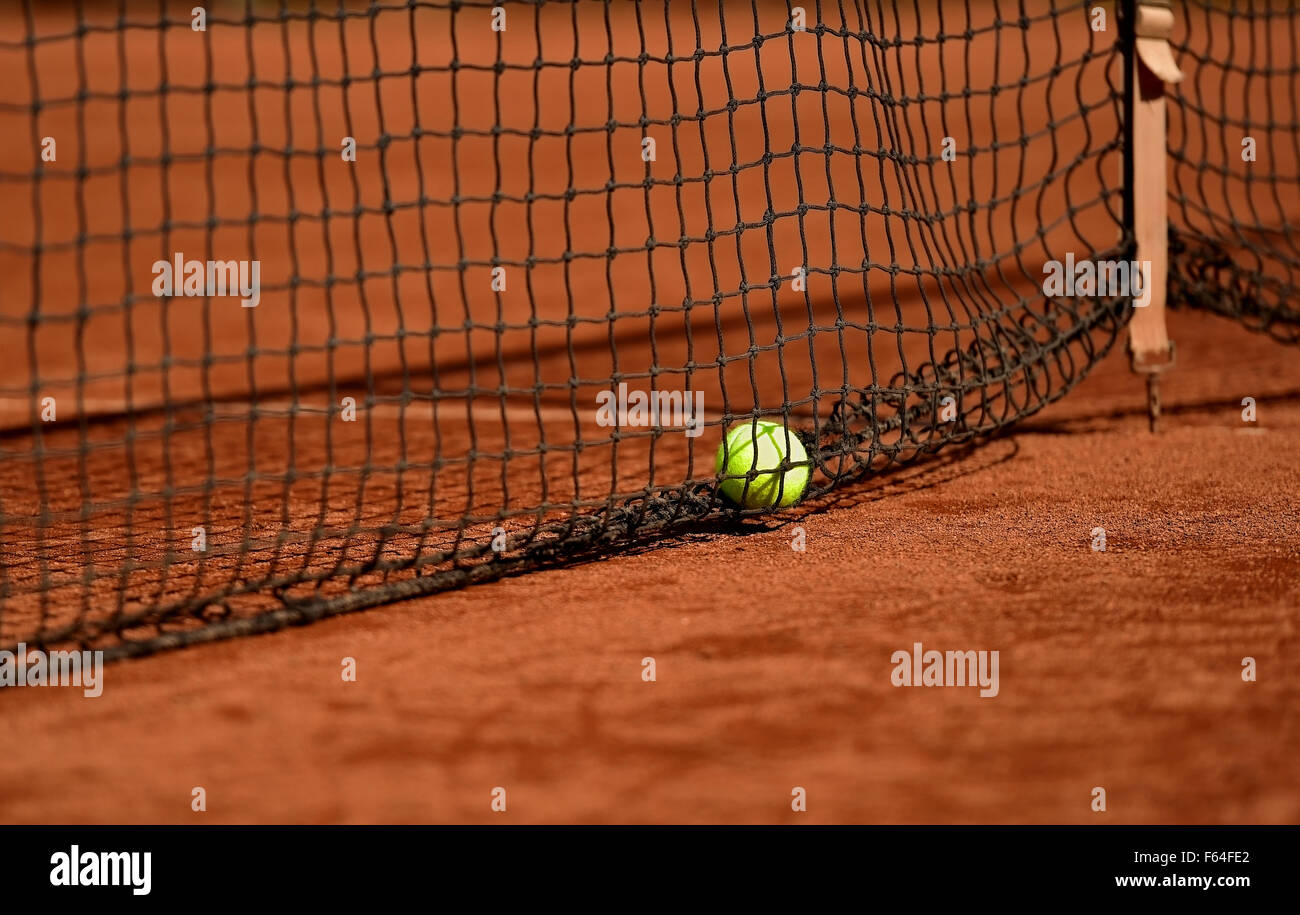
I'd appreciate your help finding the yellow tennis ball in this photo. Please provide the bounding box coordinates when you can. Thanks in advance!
[715,419,810,509]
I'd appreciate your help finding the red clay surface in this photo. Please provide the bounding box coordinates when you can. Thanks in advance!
[1,308,1297,824]
[0,2,1297,825]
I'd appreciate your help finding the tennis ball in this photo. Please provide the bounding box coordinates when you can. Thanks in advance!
[715,419,809,509]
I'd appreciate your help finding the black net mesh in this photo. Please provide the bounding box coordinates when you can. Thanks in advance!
[1,0,1138,658]
[1167,0,1300,342]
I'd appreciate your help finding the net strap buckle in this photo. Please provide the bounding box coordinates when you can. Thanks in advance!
[1128,338,1175,375]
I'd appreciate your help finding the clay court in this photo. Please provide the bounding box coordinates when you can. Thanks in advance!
[0,307,1296,824]
[0,1,1296,824]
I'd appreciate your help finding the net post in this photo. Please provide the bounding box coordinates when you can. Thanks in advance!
[1123,0,1183,433]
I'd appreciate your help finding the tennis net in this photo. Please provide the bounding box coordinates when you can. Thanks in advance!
[1166,0,1300,342]
[2,0,1260,658]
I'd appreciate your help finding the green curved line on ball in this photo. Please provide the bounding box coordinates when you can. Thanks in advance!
[714,419,810,509]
